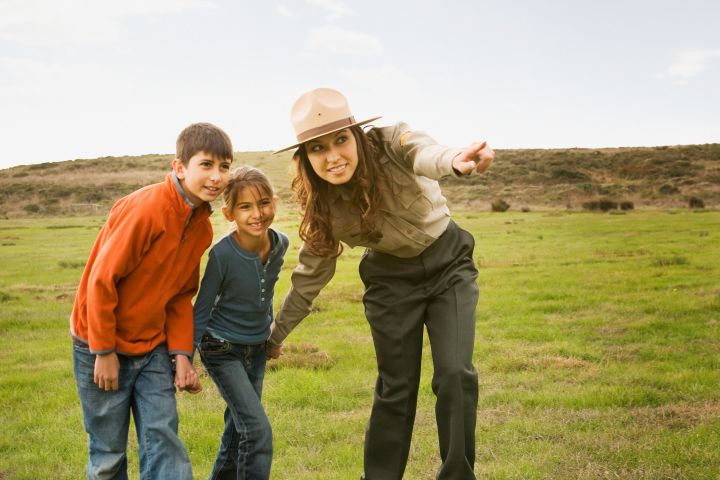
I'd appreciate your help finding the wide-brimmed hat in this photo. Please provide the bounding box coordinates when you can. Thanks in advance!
[274,88,381,154]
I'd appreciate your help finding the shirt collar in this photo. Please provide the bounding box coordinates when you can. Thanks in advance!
[328,183,353,203]
[171,171,197,210]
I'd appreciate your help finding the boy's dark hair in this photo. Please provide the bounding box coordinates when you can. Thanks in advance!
[176,122,233,165]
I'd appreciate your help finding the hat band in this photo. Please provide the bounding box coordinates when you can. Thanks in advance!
[296,116,357,143]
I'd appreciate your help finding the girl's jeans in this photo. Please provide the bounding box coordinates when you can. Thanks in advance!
[200,336,272,480]
[72,342,192,480]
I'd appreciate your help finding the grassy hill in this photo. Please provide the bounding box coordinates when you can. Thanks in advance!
[1,143,718,217]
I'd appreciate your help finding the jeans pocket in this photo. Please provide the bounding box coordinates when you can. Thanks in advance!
[72,337,90,350]
[200,334,230,355]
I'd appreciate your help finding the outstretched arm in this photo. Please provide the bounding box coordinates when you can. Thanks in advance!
[390,123,493,179]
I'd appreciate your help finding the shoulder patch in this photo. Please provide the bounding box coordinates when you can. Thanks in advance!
[399,131,413,146]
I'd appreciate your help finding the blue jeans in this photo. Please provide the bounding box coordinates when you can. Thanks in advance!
[73,342,192,480]
[199,335,272,480]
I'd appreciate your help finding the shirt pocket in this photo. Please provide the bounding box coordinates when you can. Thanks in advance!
[331,216,363,248]
[375,213,436,257]
[386,168,434,217]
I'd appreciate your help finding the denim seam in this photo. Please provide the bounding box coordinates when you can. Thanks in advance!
[203,350,251,477]
[137,357,155,479]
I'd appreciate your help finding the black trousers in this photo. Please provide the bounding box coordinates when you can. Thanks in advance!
[359,220,479,480]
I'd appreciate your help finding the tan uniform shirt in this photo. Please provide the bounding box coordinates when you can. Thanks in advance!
[269,122,463,345]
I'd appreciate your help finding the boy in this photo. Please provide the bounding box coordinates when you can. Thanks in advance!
[70,122,233,479]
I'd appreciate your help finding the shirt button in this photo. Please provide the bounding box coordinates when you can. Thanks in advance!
[261,297,265,301]
[261,279,265,283]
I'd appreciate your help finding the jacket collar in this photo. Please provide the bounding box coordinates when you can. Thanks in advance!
[165,172,214,215]
[171,171,197,209]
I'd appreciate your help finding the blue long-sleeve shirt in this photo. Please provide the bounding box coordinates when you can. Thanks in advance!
[193,228,289,348]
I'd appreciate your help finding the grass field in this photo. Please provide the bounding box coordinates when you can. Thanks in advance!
[1,209,719,479]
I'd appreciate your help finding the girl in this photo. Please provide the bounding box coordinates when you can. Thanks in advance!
[194,166,289,480]
[268,88,494,479]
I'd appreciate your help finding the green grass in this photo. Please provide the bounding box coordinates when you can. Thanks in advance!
[1,210,719,479]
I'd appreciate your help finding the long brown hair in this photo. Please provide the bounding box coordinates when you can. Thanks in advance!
[291,126,385,256]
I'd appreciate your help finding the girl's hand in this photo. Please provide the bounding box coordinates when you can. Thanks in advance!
[452,141,495,175]
[174,355,202,394]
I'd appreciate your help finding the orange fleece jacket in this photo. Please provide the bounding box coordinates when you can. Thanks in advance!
[71,174,213,356]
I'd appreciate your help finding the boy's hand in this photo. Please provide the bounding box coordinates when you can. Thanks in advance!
[94,352,120,391]
[174,355,202,394]
[266,342,283,359]
[452,141,495,176]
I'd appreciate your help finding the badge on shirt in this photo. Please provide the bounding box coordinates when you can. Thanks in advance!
[399,131,413,146]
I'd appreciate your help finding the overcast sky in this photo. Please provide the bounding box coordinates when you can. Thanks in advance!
[1,0,719,169]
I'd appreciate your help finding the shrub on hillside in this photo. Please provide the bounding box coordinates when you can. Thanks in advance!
[23,204,40,214]
[659,184,680,195]
[491,199,510,212]
[582,199,618,212]
[78,191,106,203]
[688,197,705,209]
[551,169,590,182]
[620,201,634,211]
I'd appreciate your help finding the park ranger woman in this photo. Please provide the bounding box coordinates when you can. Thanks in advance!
[268,88,494,479]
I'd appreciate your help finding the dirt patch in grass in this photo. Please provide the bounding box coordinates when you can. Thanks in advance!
[538,355,588,369]
[491,354,592,372]
[5,283,77,302]
[327,408,367,423]
[573,463,683,480]
[651,256,690,267]
[267,343,336,371]
[0,291,18,302]
[321,284,364,304]
[601,345,641,362]
[58,260,86,269]
[629,401,720,429]
[191,343,336,374]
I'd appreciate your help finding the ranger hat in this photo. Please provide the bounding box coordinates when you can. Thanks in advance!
[274,87,381,154]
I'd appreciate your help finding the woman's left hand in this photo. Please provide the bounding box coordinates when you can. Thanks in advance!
[266,342,283,359]
[452,141,495,175]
